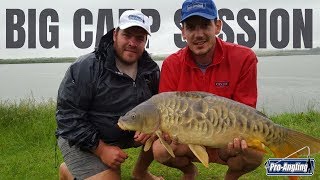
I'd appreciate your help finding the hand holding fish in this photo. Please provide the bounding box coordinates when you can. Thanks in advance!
[134,131,152,145]
[218,138,264,173]
[158,132,179,145]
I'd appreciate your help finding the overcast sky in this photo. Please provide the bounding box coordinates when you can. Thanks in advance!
[1,0,319,58]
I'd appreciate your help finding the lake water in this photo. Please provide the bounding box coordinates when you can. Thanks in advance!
[0,55,319,115]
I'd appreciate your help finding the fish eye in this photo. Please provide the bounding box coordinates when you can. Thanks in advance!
[131,113,136,119]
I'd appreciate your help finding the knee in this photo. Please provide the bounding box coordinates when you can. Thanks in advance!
[59,162,73,180]
[228,154,263,173]
[152,140,171,163]
[247,153,263,171]
[245,151,264,171]
[59,162,68,175]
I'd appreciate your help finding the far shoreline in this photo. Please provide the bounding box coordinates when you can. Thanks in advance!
[1,48,320,64]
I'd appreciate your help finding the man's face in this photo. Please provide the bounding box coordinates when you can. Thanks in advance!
[113,27,147,65]
[182,16,221,56]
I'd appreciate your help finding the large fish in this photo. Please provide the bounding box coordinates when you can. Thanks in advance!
[117,91,320,167]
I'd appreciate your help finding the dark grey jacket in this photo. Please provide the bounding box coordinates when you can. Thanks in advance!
[55,29,160,151]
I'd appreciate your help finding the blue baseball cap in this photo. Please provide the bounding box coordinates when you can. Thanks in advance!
[181,0,218,22]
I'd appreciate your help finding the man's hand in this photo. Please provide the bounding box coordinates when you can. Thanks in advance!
[93,140,128,169]
[134,131,152,145]
[218,138,264,172]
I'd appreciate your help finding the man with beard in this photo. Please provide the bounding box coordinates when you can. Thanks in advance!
[152,0,263,179]
[56,10,161,180]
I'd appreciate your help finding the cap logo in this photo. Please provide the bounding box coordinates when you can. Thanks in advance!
[187,2,206,11]
[128,15,145,23]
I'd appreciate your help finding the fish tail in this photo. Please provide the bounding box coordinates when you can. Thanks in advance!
[269,128,320,158]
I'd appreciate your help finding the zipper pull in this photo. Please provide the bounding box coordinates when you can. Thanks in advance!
[133,81,136,87]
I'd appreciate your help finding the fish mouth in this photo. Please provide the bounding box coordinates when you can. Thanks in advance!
[117,121,127,130]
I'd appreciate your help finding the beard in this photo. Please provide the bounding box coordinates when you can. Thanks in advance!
[113,44,142,66]
[115,54,139,66]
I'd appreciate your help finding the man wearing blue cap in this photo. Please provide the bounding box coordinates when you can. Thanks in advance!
[153,0,262,179]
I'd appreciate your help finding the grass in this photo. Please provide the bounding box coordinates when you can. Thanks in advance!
[1,98,320,179]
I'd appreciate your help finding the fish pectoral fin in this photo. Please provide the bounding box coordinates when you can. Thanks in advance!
[155,131,175,158]
[144,136,154,152]
[247,139,267,153]
[188,144,209,168]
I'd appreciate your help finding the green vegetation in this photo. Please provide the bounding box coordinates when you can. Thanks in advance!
[0,57,76,64]
[1,99,320,179]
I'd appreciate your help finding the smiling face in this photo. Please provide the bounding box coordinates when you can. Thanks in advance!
[113,26,148,65]
[182,16,222,56]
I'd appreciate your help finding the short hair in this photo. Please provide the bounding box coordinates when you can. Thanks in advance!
[181,18,218,27]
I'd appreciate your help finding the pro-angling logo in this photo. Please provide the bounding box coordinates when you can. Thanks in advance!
[265,158,315,176]
[265,146,315,176]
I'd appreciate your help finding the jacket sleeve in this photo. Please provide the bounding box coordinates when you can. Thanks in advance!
[151,70,160,95]
[233,51,258,108]
[56,57,99,151]
[159,56,179,92]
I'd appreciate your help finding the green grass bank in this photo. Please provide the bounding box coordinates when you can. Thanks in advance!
[1,99,320,179]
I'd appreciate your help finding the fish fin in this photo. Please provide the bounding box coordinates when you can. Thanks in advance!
[247,139,267,153]
[144,137,153,152]
[288,154,299,180]
[249,139,300,180]
[269,128,320,158]
[289,154,299,180]
[188,144,209,168]
[155,131,175,158]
